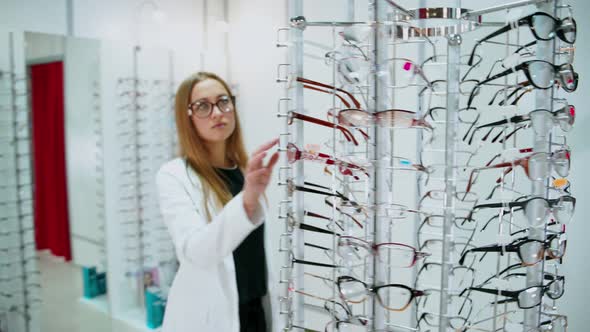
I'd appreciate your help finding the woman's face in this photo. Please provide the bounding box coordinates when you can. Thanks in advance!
[189,78,236,145]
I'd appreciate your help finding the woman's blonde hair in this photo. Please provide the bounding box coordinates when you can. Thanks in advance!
[174,72,248,220]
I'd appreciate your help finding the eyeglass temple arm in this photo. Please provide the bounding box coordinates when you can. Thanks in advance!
[478,63,526,91]
[473,200,523,211]
[462,113,480,143]
[467,286,520,298]
[293,257,339,268]
[497,125,527,144]
[467,163,513,193]
[459,244,517,265]
[479,115,527,131]
[301,84,352,109]
[468,16,528,66]
[481,263,522,285]
[495,163,519,183]
[296,184,340,198]
[299,222,339,236]
[297,77,361,109]
[515,40,538,55]
[291,111,358,145]
[304,242,332,251]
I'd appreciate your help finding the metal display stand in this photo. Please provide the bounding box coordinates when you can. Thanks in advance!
[275,0,574,331]
[0,32,40,332]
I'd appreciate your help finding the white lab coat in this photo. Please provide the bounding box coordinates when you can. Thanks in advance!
[156,158,278,332]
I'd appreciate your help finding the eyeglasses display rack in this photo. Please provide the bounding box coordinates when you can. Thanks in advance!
[276,0,575,331]
[0,32,41,332]
[112,46,177,329]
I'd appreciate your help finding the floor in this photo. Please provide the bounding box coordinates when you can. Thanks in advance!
[39,251,141,332]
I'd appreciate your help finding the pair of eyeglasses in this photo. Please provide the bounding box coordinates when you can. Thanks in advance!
[458,233,566,266]
[297,77,433,130]
[337,236,430,268]
[467,56,577,106]
[337,275,425,312]
[481,260,564,287]
[468,12,577,66]
[464,105,576,145]
[329,107,433,130]
[465,148,571,194]
[474,60,578,94]
[286,143,368,180]
[472,195,576,227]
[459,276,564,309]
[187,95,235,118]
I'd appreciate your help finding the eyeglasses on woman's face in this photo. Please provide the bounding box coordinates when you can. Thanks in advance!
[187,95,235,118]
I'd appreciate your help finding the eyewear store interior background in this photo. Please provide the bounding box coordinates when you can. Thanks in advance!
[0,0,588,331]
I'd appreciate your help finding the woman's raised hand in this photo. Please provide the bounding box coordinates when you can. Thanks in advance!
[243,138,280,220]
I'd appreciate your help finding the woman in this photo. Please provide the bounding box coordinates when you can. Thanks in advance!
[156,72,279,332]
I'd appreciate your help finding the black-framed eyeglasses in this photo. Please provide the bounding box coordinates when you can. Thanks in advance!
[472,195,576,228]
[337,275,425,312]
[458,233,566,266]
[187,95,235,118]
[464,105,576,145]
[481,262,565,297]
[474,60,578,94]
[459,276,564,309]
[468,12,577,66]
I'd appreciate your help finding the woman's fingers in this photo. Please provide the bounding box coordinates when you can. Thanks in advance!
[248,151,267,172]
[246,168,272,188]
[249,138,279,171]
[251,138,279,157]
[266,151,280,170]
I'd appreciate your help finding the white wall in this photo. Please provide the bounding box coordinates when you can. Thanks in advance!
[0,0,221,72]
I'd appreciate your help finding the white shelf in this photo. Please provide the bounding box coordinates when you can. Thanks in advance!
[79,294,109,314]
[115,308,162,332]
